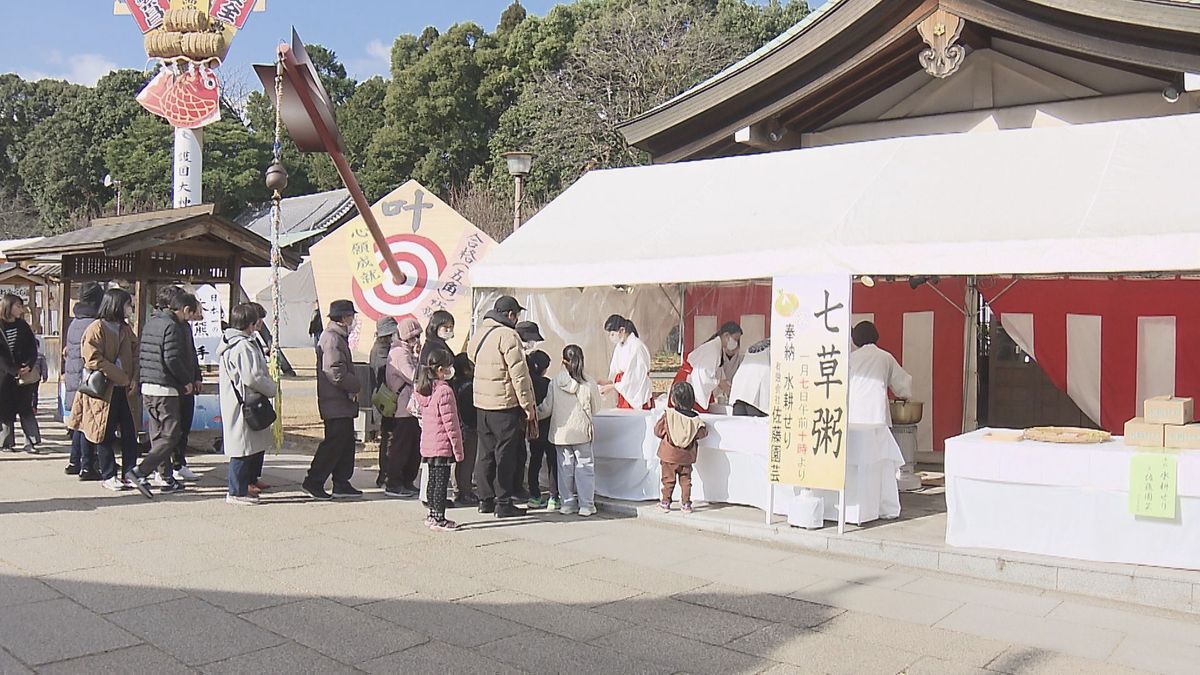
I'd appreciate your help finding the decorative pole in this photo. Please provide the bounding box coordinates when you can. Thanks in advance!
[264,57,288,451]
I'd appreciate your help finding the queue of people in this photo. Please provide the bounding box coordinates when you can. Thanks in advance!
[39,287,763,531]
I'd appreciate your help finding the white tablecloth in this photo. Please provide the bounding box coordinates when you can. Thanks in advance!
[945,428,1200,570]
[591,410,903,523]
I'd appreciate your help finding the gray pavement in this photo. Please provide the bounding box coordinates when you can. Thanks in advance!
[2,415,1199,674]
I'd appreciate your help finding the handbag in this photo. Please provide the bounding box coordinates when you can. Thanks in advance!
[18,363,41,386]
[371,382,399,417]
[233,382,277,431]
[77,368,109,399]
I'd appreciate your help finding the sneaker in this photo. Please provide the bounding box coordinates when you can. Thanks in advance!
[226,494,259,506]
[159,480,185,495]
[65,464,81,476]
[78,470,102,482]
[332,485,364,499]
[301,482,333,501]
[495,503,523,519]
[578,506,596,517]
[125,470,154,499]
[681,502,694,514]
[149,472,170,488]
[1,446,16,453]
[384,486,418,499]
[102,477,127,492]
[658,500,671,512]
[24,445,40,455]
[546,496,560,511]
[455,492,480,506]
[375,472,386,488]
[559,503,578,515]
[477,499,496,514]
[175,465,198,481]
[526,496,548,509]
[429,519,459,532]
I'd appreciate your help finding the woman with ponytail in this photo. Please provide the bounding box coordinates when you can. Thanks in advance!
[598,314,652,410]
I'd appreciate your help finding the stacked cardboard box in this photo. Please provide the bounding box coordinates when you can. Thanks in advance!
[1125,396,1196,448]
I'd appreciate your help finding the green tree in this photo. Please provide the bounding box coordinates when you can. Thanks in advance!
[17,69,151,230]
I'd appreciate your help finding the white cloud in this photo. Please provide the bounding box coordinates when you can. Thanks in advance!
[345,39,391,80]
[20,52,119,86]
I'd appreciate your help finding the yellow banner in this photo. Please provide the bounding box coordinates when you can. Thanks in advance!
[768,274,851,490]
[310,180,496,360]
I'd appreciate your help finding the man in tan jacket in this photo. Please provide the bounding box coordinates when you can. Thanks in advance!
[469,296,536,518]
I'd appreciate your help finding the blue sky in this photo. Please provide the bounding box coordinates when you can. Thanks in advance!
[0,1,565,85]
[1,1,824,87]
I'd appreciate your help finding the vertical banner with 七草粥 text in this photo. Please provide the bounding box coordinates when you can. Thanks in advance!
[768,274,851,491]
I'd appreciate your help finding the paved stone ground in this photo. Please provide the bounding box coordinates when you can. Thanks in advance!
[2,414,1199,674]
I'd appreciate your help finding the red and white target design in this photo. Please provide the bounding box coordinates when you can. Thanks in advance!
[352,233,447,322]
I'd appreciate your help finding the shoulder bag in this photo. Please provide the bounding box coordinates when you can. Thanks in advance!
[233,381,277,431]
[77,368,109,399]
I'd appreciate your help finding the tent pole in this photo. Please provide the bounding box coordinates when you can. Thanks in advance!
[962,276,980,433]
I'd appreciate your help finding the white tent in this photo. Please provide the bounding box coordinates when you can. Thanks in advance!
[255,260,318,348]
[472,113,1200,288]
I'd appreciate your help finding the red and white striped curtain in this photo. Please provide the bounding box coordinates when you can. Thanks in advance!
[982,277,1200,433]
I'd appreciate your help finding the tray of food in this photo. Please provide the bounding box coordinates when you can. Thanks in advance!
[1022,426,1112,444]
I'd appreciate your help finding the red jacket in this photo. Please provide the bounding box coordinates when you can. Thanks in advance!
[413,379,465,461]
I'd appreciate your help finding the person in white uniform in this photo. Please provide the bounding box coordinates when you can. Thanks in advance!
[598,315,653,410]
[849,321,913,424]
[730,338,770,417]
[847,320,911,520]
[674,322,743,412]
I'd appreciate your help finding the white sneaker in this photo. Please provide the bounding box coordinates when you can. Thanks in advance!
[578,506,597,517]
[225,494,259,506]
[149,472,170,488]
[102,477,127,492]
[176,466,198,481]
[559,504,578,515]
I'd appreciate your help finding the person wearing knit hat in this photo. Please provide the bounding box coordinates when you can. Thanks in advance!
[63,283,106,478]
[370,316,399,487]
[384,316,425,497]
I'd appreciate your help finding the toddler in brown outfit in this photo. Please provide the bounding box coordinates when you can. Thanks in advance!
[654,382,708,513]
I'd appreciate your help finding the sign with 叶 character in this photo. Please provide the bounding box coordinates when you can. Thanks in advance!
[1129,452,1178,519]
[311,180,496,359]
[768,274,851,491]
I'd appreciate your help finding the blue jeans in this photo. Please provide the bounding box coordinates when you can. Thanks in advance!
[69,430,97,472]
[97,387,137,480]
[228,451,265,497]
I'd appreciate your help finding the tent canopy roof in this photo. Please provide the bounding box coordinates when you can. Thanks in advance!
[472,114,1200,289]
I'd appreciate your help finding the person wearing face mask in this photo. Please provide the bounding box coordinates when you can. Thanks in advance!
[420,310,456,366]
[370,316,398,488]
[672,321,744,412]
[515,321,544,355]
[383,316,424,498]
[303,300,363,500]
[73,288,141,491]
[598,314,652,410]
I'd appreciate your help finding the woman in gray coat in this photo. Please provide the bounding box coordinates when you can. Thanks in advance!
[219,303,278,505]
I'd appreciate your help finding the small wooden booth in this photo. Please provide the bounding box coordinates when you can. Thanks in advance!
[5,204,299,335]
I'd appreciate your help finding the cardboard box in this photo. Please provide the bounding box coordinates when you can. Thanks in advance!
[1144,396,1195,425]
[1124,417,1165,447]
[1165,423,1200,449]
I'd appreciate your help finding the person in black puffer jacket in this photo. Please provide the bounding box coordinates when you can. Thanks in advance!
[0,293,42,453]
[125,288,201,496]
[64,282,104,477]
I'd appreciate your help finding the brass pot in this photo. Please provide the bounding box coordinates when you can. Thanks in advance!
[890,400,924,425]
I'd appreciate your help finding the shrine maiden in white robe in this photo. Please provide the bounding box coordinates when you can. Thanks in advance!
[848,343,913,424]
[684,337,744,409]
[730,339,770,412]
[609,333,653,409]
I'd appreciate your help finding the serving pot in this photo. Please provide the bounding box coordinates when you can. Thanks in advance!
[890,399,924,425]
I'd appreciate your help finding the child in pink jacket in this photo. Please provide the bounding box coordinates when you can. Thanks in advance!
[411,349,465,531]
